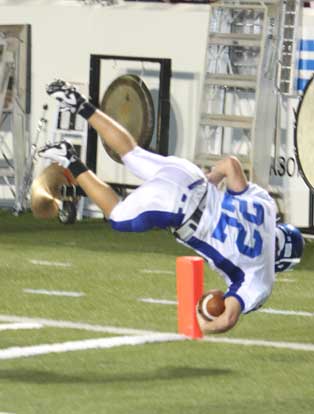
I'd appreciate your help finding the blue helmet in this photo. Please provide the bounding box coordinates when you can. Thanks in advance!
[275,224,304,273]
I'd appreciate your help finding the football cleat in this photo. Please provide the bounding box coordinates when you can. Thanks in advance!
[46,79,86,114]
[275,223,304,272]
[37,140,79,168]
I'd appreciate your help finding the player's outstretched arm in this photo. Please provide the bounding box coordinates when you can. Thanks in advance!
[206,156,248,193]
[196,296,242,334]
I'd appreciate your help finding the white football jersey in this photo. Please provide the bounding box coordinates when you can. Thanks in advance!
[180,182,277,314]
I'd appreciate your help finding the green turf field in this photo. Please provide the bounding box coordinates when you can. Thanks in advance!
[0,210,313,414]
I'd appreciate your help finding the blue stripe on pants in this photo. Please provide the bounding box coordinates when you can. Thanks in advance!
[109,210,184,232]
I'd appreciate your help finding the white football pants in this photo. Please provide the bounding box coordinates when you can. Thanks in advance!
[108,146,207,232]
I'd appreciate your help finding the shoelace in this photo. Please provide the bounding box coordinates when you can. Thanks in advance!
[37,141,64,154]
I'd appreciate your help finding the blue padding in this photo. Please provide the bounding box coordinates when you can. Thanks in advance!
[297,78,311,91]
[109,211,184,232]
[298,59,314,70]
[299,39,314,51]
[186,237,245,286]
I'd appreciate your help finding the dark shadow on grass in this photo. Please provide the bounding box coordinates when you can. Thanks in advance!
[0,366,234,385]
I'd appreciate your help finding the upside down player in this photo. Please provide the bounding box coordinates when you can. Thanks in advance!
[34,80,304,334]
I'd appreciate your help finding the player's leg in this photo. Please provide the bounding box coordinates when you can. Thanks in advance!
[108,160,208,232]
[42,80,206,222]
[84,111,175,181]
[75,170,119,218]
[37,141,120,218]
[108,176,185,232]
[38,138,207,231]
[46,80,180,181]
[88,110,136,157]
[46,80,136,157]
[87,107,206,182]
[37,142,182,229]
[30,162,116,220]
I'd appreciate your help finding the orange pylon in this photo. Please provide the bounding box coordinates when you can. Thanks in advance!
[176,256,204,339]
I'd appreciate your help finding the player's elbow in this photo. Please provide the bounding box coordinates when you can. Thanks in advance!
[225,155,242,172]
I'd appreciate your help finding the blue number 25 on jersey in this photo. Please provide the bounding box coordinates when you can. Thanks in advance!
[212,193,265,258]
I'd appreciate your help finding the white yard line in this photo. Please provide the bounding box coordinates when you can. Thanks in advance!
[29,260,72,267]
[0,334,184,360]
[0,315,312,356]
[138,298,177,305]
[259,308,314,317]
[23,289,85,297]
[201,336,314,352]
[137,298,314,317]
[140,269,174,275]
[139,297,177,305]
[0,323,42,331]
[0,315,158,336]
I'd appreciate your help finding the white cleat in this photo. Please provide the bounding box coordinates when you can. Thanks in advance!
[37,140,78,168]
[46,79,86,114]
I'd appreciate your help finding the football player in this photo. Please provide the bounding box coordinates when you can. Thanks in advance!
[35,80,304,334]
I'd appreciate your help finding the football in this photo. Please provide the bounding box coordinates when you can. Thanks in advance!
[197,290,225,321]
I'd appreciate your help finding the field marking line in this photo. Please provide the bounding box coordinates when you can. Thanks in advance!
[0,315,158,336]
[140,269,174,275]
[201,336,314,352]
[0,314,313,353]
[0,322,43,331]
[259,308,314,317]
[139,298,177,305]
[0,333,184,360]
[137,298,314,317]
[29,259,72,267]
[23,289,85,297]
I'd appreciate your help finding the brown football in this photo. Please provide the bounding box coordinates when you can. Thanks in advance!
[197,290,225,321]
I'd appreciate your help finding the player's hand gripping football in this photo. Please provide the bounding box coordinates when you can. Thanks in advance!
[196,289,226,333]
[196,292,242,334]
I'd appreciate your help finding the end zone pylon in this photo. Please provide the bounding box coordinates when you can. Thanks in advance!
[176,256,204,339]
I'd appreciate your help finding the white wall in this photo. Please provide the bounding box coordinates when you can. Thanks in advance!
[0,2,210,185]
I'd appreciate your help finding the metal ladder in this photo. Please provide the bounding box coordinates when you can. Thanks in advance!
[195,0,283,188]
[0,26,33,213]
[278,0,302,95]
[0,36,17,205]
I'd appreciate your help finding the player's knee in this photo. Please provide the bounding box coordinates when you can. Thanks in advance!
[226,155,241,170]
